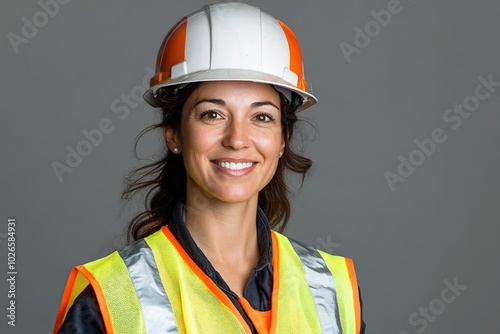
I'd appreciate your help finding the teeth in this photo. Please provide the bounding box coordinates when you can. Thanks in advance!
[217,161,254,170]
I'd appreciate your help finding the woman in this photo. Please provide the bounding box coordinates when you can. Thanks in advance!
[53,2,365,333]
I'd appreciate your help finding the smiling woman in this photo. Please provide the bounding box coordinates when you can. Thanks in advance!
[53,2,365,334]
[173,82,284,205]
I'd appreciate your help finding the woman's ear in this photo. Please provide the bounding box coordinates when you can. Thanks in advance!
[163,126,181,152]
[280,128,289,155]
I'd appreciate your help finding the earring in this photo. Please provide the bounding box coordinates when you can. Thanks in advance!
[279,151,283,157]
[172,147,180,154]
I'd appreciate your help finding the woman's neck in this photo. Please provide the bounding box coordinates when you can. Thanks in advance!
[183,191,260,267]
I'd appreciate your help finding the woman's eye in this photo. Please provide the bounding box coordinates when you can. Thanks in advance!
[200,111,222,120]
[255,113,275,123]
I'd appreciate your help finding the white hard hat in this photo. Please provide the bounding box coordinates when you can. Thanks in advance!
[143,2,317,111]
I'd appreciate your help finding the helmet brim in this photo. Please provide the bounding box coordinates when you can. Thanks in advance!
[143,68,317,112]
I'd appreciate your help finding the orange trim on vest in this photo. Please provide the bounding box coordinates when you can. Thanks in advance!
[268,231,280,333]
[346,257,361,334]
[162,225,252,334]
[151,16,187,87]
[238,297,272,334]
[53,268,78,334]
[277,20,307,91]
[77,265,115,334]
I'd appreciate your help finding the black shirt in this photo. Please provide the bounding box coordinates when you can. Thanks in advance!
[57,201,365,333]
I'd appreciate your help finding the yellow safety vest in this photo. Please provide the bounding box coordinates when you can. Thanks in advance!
[54,226,361,334]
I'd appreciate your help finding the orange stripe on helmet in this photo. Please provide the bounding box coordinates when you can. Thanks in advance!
[277,20,307,91]
[150,16,188,88]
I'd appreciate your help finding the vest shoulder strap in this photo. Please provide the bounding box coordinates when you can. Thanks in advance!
[53,248,147,334]
[319,250,361,334]
[272,231,361,334]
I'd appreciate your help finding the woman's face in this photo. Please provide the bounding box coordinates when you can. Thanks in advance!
[168,81,284,204]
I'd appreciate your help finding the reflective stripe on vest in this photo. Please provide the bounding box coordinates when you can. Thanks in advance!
[54,226,359,334]
[288,238,342,333]
[117,239,178,334]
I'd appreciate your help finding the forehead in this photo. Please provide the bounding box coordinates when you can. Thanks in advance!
[186,81,281,106]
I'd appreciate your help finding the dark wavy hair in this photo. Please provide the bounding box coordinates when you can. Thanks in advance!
[123,83,313,243]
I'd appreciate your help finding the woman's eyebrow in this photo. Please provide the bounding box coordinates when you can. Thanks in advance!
[193,98,225,108]
[193,99,279,110]
[251,101,279,110]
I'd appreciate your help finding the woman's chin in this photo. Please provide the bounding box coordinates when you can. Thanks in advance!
[206,187,260,205]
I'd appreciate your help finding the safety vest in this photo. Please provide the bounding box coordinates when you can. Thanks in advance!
[54,226,361,334]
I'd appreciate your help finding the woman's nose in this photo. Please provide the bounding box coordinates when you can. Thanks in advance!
[222,119,251,150]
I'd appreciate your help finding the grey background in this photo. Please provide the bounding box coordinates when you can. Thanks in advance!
[1,0,499,333]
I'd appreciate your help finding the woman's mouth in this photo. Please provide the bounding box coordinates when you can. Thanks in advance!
[213,161,256,171]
